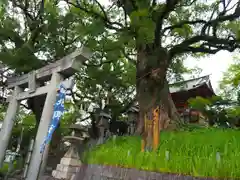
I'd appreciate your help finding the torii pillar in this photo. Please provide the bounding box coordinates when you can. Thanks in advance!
[0,47,91,180]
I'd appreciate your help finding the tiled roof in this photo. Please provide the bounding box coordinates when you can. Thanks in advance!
[169,75,214,93]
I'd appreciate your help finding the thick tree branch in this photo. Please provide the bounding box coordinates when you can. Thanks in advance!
[94,0,108,21]
[0,30,25,48]
[65,0,125,31]
[11,0,46,48]
[169,35,240,59]
[113,0,138,15]
[162,19,207,34]
[201,1,240,36]
[169,1,240,60]
[154,0,181,46]
[28,0,45,46]
[36,0,45,20]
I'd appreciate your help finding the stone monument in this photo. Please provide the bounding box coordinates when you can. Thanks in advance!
[97,111,111,145]
[52,124,89,179]
[127,105,139,135]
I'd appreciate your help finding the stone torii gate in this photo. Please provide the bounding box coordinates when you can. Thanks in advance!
[0,47,91,180]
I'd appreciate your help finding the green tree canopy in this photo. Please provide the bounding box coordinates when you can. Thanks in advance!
[0,0,239,133]
[220,55,240,100]
[0,0,200,123]
[188,95,240,126]
[62,0,240,132]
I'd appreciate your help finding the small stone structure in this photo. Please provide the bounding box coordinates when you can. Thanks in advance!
[96,111,111,145]
[126,105,139,135]
[52,124,89,179]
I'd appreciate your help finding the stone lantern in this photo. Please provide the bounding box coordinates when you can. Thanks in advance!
[52,124,89,180]
[4,150,19,173]
[97,110,111,145]
[127,105,139,135]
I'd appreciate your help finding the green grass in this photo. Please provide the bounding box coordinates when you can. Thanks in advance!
[0,161,17,174]
[83,127,240,178]
[0,163,10,174]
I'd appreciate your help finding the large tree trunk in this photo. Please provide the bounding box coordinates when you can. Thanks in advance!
[158,81,182,130]
[135,82,181,132]
[163,82,182,129]
[135,46,181,149]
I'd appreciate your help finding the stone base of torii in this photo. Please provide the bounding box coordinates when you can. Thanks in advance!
[0,47,91,180]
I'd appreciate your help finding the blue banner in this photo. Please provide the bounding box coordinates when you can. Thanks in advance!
[40,84,66,153]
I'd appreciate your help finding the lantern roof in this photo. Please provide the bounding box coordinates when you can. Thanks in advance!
[69,124,88,132]
[99,111,111,119]
[126,105,139,113]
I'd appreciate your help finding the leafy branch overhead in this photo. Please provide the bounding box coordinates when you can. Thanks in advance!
[219,56,240,100]
[65,0,240,60]
[0,0,239,125]
[0,0,83,73]
[62,0,240,128]
[0,0,139,123]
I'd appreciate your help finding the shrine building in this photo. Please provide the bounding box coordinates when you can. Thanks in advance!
[169,75,215,123]
[170,75,215,112]
[127,75,216,125]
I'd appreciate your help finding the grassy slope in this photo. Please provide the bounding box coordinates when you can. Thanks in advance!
[0,162,17,175]
[83,127,240,178]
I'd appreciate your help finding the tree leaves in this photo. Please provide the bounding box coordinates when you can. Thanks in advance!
[172,24,193,38]
[130,9,155,44]
[86,19,106,36]
[0,0,239,124]
[226,21,240,40]
[219,56,240,100]
[188,95,240,125]
[188,96,212,111]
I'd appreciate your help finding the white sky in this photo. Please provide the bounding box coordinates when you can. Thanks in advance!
[184,51,234,93]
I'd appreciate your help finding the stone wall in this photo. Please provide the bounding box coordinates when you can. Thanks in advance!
[73,164,224,180]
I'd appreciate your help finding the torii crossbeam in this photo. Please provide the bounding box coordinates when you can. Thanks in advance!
[0,47,91,180]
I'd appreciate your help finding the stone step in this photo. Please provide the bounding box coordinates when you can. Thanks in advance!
[60,157,81,166]
[55,164,81,173]
[52,170,75,180]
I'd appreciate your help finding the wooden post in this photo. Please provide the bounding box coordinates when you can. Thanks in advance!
[141,107,160,152]
[25,73,63,180]
[0,86,22,167]
[141,114,153,152]
[147,115,153,151]
[141,116,147,152]
[153,107,159,151]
